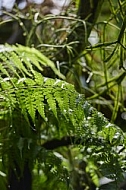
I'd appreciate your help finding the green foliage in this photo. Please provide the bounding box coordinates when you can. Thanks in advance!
[0,44,126,189]
[0,0,126,189]
[0,44,65,79]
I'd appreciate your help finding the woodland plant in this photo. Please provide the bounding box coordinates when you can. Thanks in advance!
[0,0,126,190]
[0,44,126,190]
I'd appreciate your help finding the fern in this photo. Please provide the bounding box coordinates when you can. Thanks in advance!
[44,87,57,119]
[0,44,126,189]
[1,49,125,138]
[0,44,65,79]
[1,70,125,143]
[92,110,108,131]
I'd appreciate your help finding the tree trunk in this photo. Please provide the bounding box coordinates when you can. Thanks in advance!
[8,161,32,190]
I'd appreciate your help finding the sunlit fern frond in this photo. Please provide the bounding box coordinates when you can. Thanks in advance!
[0,44,65,79]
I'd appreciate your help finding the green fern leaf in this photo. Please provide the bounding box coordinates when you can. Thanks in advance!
[61,90,70,112]
[92,110,108,131]
[1,79,17,108]
[86,160,99,187]
[12,44,65,79]
[54,90,64,113]
[0,53,20,78]
[0,44,65,79]
[34,88,46,121]
[44,89,57,118]
[44,77,56,86]
[15,88,29,122]
[37,101,46,121]
[18,51,43,73]
[6,51,31,77]
[98,123,120,144]
[24,78,36,86]
[25,89,36,122]
[33,71,44,86]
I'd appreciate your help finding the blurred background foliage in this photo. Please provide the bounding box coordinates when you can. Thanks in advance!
[0,0,126,189]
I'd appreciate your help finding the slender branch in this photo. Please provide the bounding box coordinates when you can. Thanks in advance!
[42,136,103,150]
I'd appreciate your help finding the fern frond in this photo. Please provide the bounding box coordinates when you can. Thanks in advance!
[6,51,31,77]
[1,44,126,184]
[24,89,36,122]
[12,44,65,79]
[33,71,44,86]
[1,78,17,109]
[44,88,57,119]
[54,90,64,112]
[92,110,108,131]
[0,44,65,79]
[0,54,20,78]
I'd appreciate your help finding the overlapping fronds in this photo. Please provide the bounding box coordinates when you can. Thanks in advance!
[0,44,65,79]
[0,44,126,187]
[0,44,125,142]
[0,74,78,126]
